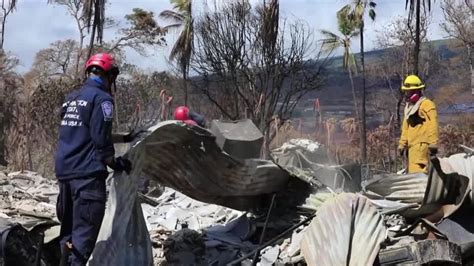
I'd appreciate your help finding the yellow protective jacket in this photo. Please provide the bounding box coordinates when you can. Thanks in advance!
[399,97,439,173]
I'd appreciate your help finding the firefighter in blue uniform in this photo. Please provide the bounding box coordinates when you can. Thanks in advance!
[55,53,133,265]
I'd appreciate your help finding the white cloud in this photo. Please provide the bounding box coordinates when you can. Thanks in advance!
[3,0,447,73]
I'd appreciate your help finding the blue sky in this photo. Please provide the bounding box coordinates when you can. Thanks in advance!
[4,0,446,73]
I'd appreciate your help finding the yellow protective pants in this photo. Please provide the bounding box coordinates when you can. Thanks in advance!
[408,142,429,173]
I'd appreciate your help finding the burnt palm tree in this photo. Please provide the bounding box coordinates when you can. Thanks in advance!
[160,0,193,105]
[47,0,106,59]
[321,6,361,145]
[405,0,432,75]
[347,0,376,163]
[83,0,106,58]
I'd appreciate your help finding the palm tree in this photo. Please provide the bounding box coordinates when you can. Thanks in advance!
[160,0,193,105]
[321,6,360,148]
[405,0,432,75]
[347,0,376,163]
[47,0,106,59]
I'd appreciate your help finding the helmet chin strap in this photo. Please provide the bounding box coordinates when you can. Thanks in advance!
[112,79,117,96]
[107,73,118,96]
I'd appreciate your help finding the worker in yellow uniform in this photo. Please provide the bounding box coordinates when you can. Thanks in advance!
[398,75,439,173]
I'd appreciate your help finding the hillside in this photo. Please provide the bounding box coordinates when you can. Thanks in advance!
[294,38,473,128]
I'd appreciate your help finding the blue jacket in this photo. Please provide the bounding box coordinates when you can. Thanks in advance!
[55,77,115,180]
[189,111,206,127]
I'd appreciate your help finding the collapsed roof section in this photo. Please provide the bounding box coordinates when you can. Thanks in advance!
[88,120,473,265]
[363,152,473,220]
[131,121,291,211]
[271,138,362,192]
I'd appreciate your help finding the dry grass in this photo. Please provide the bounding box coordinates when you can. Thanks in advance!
[439,124,474,156]
[269,120,313,149]
[268,116,472,173]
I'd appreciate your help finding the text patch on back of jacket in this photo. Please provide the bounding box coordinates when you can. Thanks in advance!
[61,99,89,127]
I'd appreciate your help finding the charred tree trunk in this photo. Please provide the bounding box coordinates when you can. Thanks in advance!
[360,24,367,163]
[348,70,359,121]
[0,16,6,50]
[348,66,362,161]
[413,0,421,75]
[87,23,97,60]
[182,64,188,106]
[75,28,85,79]
[396,92,403,129]
[468,45,473,95]
[348,65,360,134]
[86,0,101,60]
[0,98,5,166]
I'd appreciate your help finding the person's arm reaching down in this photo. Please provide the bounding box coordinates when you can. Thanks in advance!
[398,116,409,156]
[89,99,132,173]
[189,111,206,127]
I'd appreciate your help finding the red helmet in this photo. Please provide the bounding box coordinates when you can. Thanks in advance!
[174,106,190,121]
[85,53,116,72]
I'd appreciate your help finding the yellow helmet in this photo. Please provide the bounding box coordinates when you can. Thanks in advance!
[401,75,425,91]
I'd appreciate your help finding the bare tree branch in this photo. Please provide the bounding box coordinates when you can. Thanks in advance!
[440,0,473,94]
[191,0,328,156]
[1,0,17,49]
[108,8,166,56]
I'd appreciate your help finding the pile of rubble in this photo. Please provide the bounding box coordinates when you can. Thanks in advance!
[140,187,313,265]
[0,171,58,220]
[130,121,474,265]
[137,149,473,265]
[0,171,60,265]
[0,120,472,266]
[141,188,243,263]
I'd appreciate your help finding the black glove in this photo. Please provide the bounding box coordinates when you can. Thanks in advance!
[428,144,438,156]
[398,146,407,157]
[114,156,132,174]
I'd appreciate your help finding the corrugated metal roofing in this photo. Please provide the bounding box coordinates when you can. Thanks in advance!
[438,153,474,206]
[362,153,472,219]
[301,193,387,266]
[135,121,290,210]
[89,143,153,266]
[362,172,428,204]
[423,153,473,219]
